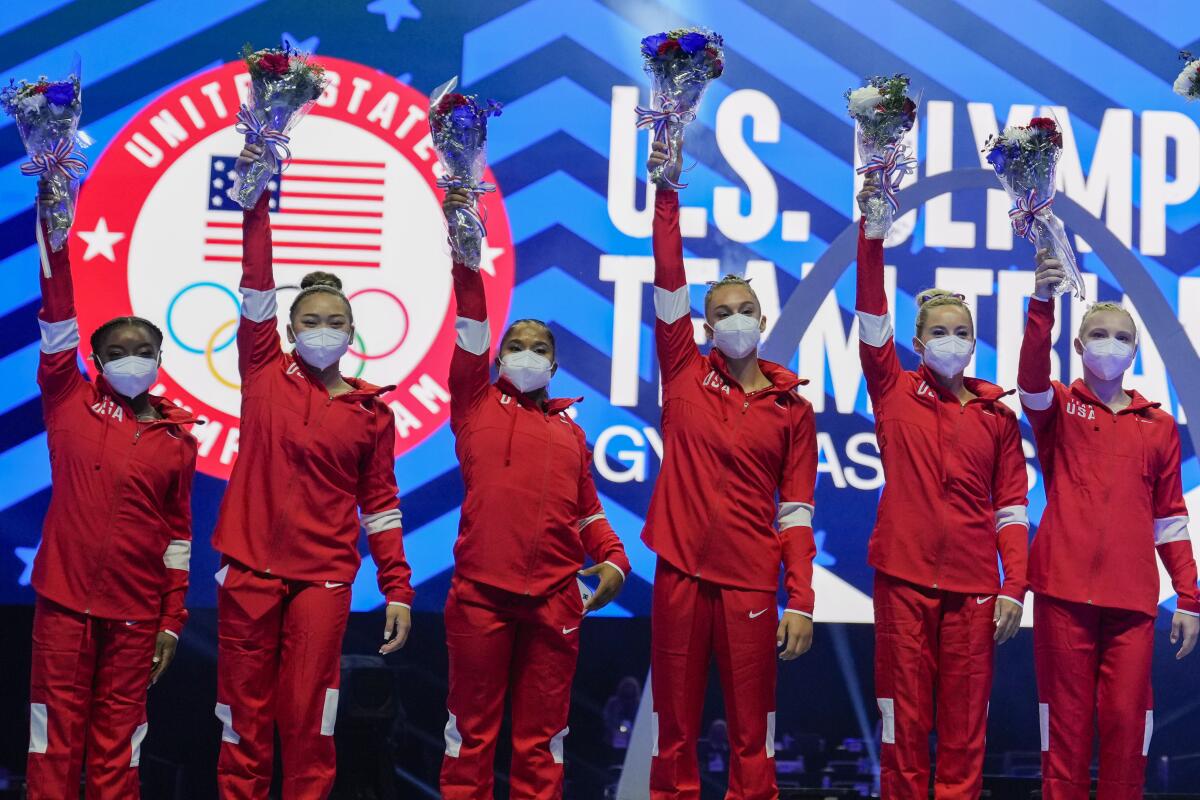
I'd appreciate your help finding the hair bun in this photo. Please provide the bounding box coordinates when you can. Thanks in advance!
[300,271,343,291]
[915,288,953,307]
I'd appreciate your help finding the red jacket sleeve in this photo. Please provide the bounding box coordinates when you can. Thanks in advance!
[855,220,901,404]
[158,438,198,637]
[359,410,414,606]
[993,411,1030,604]
[1018,296,1059,443]
[575,427,631,576]
[36,218,87,410]
[1152,422,1199,615]
[779,400,818,616]
[237,192,282,382]
[652,190,701,387]
[449,260,492,431]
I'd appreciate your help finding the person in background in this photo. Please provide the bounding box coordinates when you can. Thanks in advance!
[855,178,1029,799]
[439,188,630,799]
[1020,250,1198,800]
[212,144,415,799]
[26,179,198,799]
[645,140,819,800]
[604,676,642,755]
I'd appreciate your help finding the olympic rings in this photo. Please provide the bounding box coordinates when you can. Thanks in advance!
[346,288,409,360]
[204,318,368,390]
[167,282,241,355]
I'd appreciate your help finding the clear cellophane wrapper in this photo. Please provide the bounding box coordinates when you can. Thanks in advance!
[228,77,320,209]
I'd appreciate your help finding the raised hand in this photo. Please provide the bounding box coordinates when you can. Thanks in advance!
[646,141,682,188]
[1033,249,1066,301]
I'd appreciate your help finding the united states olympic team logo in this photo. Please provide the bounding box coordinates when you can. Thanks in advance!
[70,57,515,480]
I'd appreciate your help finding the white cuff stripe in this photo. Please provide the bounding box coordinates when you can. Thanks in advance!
[856,311,893,348]
[455,316,491,356]
[362,508,403,535]
[39,317,80,354]
[654,285,690,325]
[577,512,606,531]
[1154,516,1190,546]
[997,595,1024,609]
[163,539,191,571]
[161,629,180,640]
[1177,609,1199,618]
[388,602,411,609]
[240,287,277,323]
[1019,385,1054,411]
[996,505,1029,532]
[777,501,814,530]
[602,560,626,581]
[784,609,813,619]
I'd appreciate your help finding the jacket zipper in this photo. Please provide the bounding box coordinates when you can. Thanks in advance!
[693,390,761,577]
[522,406,554,594]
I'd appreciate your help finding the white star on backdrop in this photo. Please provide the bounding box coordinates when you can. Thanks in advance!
[77,217,126,262]
[479,240,504,277]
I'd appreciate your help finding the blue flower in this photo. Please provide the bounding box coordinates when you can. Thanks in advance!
[45,82,75,107]
[484,98,503,118]
[679,31,708,54]
[449,104,477,130]
[641,32,667,58]
[986,145,1007,174]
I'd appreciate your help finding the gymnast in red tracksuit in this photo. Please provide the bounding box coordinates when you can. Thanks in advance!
[1020,253,1198,800]
[854,183,1029,799]
[645,142,818,800]
[26,180,198,799]
[212,144,415,799]
[438,189,630,800]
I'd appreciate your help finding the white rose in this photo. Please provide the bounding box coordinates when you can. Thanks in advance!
[1174,61,1199,99]
[847,86,883,117]
[19,93,46,115]
[1004,126,1032,146]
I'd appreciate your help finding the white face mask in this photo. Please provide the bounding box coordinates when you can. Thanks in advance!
[293,327,350,369]
[499,350,553,393]
[712,314,762,359]
[101,355,159,399]
[1082,337,1135,381]
[921,335,974,379]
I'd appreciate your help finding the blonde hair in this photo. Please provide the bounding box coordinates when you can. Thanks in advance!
[914,288,973,336]
[1079,301,1136,337]
[704,274,758,313]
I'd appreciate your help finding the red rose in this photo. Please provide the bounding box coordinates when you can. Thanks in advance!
[1028,117,1057,132]
[33,84,48,94]
[657,38,681,56]
[258,52,290,76]
[435,93,469,117]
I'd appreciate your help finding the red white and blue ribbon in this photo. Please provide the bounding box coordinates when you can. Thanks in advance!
[234,104,292,169]
[436,175,497,239]
[855,142,917,212]
[635,97,687,189]
[1008,189,1054,242]
[20,139,87,179]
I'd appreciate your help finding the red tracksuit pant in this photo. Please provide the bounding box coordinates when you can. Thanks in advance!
[873,571,997,800]
[26,596,157,800]
[215,560,351,800]
[649,557,779,800]
[1034,594,1154,800]
[440,573,583,800]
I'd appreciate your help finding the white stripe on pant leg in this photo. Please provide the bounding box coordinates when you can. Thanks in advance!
[215,703,240,745]
[1039,703,1050,752]
[550,727,569,765]
[1143,710,1153,756]
[28,703,48,754]
[765,711,776,758]
[444,712,462,758]
[651,711,659,757]
[215,564,230,586]
[320,689,339,736]
[877,698,895,745]
[130,722,148,767]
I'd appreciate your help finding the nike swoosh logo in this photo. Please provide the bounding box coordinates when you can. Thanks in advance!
[749,609,768,619]
[562,626,579,635]
[324,581,344,589]
[976,596,993,605]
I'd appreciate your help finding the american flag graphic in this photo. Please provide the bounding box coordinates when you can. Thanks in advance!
[205,156,385,269]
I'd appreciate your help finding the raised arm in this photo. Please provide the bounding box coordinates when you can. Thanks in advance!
[648,144,701,387]
[855,218,901,403]
[35,186,87,409]
[236,145,283,382]
[443,190,493,429]
[1018,252,1063,438]
[993,412,1030,611]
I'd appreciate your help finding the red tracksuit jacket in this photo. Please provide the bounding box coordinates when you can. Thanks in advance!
[1018,295,1199,617]
[643,190,819,614]
[856,226,1029,601]
[448,261,630,596]
[31,223,198,636]
[211,196,414,605]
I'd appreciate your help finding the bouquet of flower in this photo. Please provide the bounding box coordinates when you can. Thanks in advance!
[845,74,918,240]
[2,70,87,256]
[227,43,328,209]
[428,76,502,268]
[637,28,724,189]
[1174,51,1200,101]
[984,117,1084,298]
